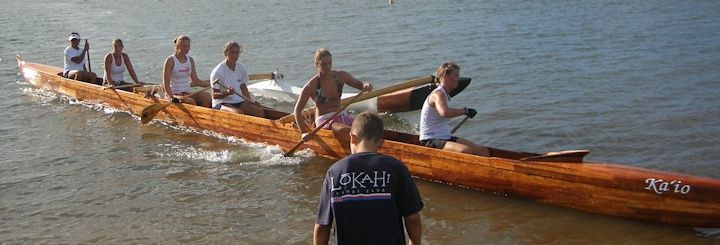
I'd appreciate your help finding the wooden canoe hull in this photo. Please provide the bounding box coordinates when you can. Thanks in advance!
[17,56,720,227]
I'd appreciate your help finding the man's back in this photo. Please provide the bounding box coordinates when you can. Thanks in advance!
[316,152,423,245]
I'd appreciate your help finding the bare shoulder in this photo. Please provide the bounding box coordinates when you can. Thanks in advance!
[428,89,445,103]
[336,70,351,78]
[121,52,130,59]
[303,75,320,89]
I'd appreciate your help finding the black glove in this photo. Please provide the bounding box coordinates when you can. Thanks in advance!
[464,107,477,118]
[171,97,181,103]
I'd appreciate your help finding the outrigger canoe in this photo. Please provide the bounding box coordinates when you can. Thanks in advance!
[16,55,720,227]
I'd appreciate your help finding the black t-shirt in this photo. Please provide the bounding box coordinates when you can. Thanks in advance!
[316,152,424,245]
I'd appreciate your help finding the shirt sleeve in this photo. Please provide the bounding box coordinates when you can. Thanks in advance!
[241,65,249,85]
[316,173,334,226]
[64,47,77,64]
[394,159,424,217]
[210,68,222,90]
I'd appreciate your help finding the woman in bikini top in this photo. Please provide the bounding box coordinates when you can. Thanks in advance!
[293,48,373,140]
[314,71,344,106]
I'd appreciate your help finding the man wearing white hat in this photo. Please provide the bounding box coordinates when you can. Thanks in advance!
[63,32,98,84]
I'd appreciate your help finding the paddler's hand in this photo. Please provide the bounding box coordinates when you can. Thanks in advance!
[228,87,236,95]
[464,107,477,118]
[301,132,311,142]
[171,97,181,103]
[362,82,373,92]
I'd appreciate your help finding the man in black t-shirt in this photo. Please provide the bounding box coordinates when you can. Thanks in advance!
[314,112,423,245]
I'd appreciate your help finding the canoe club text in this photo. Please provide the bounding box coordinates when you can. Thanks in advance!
[330,171,391,191]
[644,178,691,195]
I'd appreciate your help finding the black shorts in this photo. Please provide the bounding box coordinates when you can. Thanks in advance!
[420,136,458,149]
[214,101,246,110]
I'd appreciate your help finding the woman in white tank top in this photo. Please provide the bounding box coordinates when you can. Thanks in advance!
[103,39,142,89]
[162,35,211,107]
[419,62,490,156]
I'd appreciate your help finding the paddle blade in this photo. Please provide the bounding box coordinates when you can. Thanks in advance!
[140,103,164,124]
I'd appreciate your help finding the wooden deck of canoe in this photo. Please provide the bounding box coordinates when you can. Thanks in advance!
[16,55,720,227]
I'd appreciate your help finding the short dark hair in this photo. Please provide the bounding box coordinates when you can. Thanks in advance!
[351,112,384,143]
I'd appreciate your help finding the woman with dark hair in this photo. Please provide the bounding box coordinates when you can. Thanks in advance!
[63,32,97,84]
[210,41,264,117]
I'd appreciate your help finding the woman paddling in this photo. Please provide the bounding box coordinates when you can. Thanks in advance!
[210,41,265,117]
[162,35,211,107]
[63,32,98,84]
[293,48,373,140]
[419,62,490,156]
[103,39,143,90]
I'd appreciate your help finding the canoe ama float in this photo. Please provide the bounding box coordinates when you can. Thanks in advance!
[247,76,471,113]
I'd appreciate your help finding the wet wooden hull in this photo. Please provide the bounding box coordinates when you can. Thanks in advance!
[17,56,720,227]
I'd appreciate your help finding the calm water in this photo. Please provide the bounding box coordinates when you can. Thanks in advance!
[2,0,720,243]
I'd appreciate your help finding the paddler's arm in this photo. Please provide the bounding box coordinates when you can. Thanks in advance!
[189,57,210,87]
[103,53,114,85]
[240,83,256,104]
[313,224,330,245]
[124,53,143,84]
[338,70,372,92]
[70,42,88,64]
[239,70,256,104]
[212,84,234,99]
[294,77,316,135]
[431,90,466,118]
[405,212,422,245]
[162,56,175,98]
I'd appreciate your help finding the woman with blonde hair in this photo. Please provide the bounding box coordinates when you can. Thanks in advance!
[210,41,265,117]
[419,62,489,156]
[103,39,143,90]
[162,35,211,107]
[293,48,373,141]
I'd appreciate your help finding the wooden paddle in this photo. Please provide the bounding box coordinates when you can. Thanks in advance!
[103,83,143,90]
[276,76,433,124]
[85,39,92,73]
[284,90,366,157]
[451,116,469,134]
[212,80,276,111]
[140,87,211,124]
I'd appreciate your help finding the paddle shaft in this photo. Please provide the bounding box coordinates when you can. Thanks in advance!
[213,81,277,111]
[277,76,433,123]
[103,83,142,90]
[85,39,92,73]
[284,91,366,157]
[212,80,255,102]
[165,87,210,107]
[451,116,469,134]
[140,87,210,124]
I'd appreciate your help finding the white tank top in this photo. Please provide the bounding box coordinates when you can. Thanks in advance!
[105,53,125,84]
[419,86,452,141]
[170,54,192,94]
